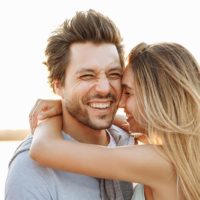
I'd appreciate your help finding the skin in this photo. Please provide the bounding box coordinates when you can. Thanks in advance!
[54,42,122,145]
[30,47,181,199]
[120,66,146,134]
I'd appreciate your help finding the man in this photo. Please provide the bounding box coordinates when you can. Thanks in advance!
[5,9,133,200]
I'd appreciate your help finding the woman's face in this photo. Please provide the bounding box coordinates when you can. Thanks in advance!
[120,66,145,134]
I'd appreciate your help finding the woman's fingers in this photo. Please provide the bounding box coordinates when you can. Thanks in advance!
[29,99,62,133]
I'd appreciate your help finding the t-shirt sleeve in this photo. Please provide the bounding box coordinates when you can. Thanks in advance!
[5,150,53,200]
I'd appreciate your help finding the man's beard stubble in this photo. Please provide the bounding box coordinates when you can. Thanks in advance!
[63,94,117,130]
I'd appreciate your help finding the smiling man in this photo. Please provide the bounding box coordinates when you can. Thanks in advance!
[59,42,122,136]
[5,10,133,200]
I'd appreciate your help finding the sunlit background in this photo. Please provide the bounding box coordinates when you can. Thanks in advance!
[0,0,200,198]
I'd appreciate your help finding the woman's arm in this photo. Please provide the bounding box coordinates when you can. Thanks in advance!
[29,117,173,186]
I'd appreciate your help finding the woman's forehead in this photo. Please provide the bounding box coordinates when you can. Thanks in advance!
[122,66,134,88]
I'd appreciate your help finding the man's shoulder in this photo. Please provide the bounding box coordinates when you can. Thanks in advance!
[8,135,33,167]
[7,135,53,177]
[5,135,57,199]
[7,135,51,175]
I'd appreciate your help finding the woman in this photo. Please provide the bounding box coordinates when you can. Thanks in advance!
[29,42,200,200]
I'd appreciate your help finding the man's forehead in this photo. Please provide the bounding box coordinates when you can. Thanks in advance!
[69,42,120,61]
[64,42,122,76]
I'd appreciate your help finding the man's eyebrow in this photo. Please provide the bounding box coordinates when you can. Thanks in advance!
[76,68,94,74]
[76,66,122,74]
[108,67,123,72]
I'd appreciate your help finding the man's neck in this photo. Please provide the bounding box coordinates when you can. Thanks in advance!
[62,112,110,146]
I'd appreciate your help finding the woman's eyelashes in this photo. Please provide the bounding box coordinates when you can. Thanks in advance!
[123,88,133,96]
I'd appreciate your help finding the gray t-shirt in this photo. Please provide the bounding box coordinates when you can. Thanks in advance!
[5,125,134,200]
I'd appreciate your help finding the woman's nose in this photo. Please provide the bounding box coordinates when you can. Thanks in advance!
[119,94,126,108]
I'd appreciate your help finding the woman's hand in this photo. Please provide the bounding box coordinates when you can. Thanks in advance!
[29,99,62,132]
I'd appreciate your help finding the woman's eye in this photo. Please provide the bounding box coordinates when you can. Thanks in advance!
[124,92,130,95]
[123,89,133,96]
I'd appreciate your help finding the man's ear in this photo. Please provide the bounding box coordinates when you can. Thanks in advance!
[53,80,63,97]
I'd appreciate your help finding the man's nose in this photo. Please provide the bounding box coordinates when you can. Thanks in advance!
[95,77,111,95]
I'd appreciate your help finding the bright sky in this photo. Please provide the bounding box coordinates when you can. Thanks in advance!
[0,0,199,129]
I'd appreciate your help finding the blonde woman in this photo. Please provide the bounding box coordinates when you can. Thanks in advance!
[30,42,200,200]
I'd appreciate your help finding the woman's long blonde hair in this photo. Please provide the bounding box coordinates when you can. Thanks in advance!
[128,42,200,200]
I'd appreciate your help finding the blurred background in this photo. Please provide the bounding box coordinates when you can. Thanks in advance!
[0,0,200,198]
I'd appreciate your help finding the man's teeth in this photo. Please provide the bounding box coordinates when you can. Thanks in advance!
[90,103,111,109]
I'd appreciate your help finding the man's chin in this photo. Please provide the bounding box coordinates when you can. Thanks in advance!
[90,124,112,130]
[88,119,113,130]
